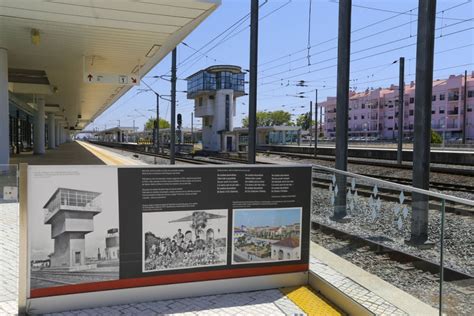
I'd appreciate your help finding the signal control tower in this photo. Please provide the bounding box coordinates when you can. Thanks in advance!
[43,188,101,269]
[186,65,246,151]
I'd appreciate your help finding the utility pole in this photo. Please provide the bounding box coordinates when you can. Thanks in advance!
[397,57,405,165]
[248,0,259,164]
[309,101,313,147]
[334,0,352,220]
[314,89,318,158]
[462,70,467,144]
[170,48,177,164]
[191,112,194,145]
[155,93,160,153]
[411,0,437,245]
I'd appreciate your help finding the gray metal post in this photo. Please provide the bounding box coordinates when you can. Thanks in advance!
[155,93,160,153]
[191,112,194,144]
[314,89,318,158]
[309,101,313,147]
[248,0,259,164]
[397,57,405,165]
[411,0,436,244]
[462,70,467,144]
[334,0,351,220]
[170,48,177,164]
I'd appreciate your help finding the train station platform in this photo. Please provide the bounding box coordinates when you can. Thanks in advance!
[9,141,147,166]
[1,142,438,315]
[10,142,104,166]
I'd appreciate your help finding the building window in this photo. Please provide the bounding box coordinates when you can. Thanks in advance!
[468,108,473,112]
[439,107,445,114]
[448,90,459,101]
[468,90,474,98]
[199,97,203,107]
[432,110,435,114]
[432,95,436,101]
[388,116,393,120]
[440,94,445,101]
[409,110,414,116]
[361,103,365,109]
[409,97,414,104]
[361,115,365,119]
[354,116,358,120]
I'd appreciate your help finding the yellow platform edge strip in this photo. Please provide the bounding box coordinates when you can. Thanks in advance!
[280,285,344,316]
[76,141,128,166]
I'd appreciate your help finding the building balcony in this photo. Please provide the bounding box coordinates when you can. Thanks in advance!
[44,203,101,224]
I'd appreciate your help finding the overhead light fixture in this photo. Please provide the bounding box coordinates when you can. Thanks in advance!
[31,29,41,46]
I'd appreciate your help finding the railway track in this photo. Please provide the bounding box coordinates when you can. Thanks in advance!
[259,149,474,176]
[311,176,474,216]
[311,221,473,281]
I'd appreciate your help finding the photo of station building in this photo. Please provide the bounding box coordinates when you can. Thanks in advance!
[43,188,102,268]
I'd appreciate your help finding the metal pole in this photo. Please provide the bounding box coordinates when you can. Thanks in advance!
[315,89,318,158]
[170,47,177,164]
[334,0,351,220]
[248,0,259,164]
[439,199,445,315]
[309,101,313,147]
[397,57,405,165]
[156,93,160,153]
[191,112,194,145]
[462,70,467,144]
[411,0,436,244]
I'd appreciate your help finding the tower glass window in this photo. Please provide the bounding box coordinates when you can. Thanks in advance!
[186,66,245,98]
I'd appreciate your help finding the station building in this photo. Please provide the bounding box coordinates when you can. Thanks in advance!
[186,65,246,151]
[223,126,301,152]
[321,73,474,140]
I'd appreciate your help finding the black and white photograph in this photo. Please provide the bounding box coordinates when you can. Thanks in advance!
[232,208,302,264]
[143,209,228,272]
[28,166,120,290]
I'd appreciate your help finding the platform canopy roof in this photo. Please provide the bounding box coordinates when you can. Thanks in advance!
[0,0,220,130]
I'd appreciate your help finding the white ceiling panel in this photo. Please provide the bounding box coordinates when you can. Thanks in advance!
[0,0,220,130]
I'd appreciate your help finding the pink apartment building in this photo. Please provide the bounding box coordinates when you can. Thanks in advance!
[321,72,474,140]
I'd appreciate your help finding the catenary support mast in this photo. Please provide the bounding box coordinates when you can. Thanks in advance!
[411,0,437,244]
[334,0,352,220]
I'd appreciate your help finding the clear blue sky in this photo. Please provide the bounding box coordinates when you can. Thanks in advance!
[86,0,474,132]
[234,208,301,227]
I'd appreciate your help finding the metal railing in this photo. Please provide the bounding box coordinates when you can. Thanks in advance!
[312,164,473,315]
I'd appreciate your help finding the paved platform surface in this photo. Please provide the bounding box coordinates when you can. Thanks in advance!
[10,142,105,165]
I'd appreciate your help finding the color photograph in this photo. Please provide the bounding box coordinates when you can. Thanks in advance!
[232,208,302,264]
[143,209,228,272]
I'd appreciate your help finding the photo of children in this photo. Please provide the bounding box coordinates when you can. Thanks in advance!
[143,210,228,272]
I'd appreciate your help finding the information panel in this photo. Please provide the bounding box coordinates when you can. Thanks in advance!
[27,165,311,298]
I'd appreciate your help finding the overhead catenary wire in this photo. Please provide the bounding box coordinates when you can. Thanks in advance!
[259,17,473,80]
[258,0,471,69]
[177,0,291,77]
[259,25,474,86]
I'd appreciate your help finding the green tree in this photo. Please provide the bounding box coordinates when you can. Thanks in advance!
[431,130,443,144]
[242,110,292,127]
[296,112,314,130]
[144,118,170,130]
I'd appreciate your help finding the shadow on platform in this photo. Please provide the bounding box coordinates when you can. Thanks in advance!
[10,142,104,165]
